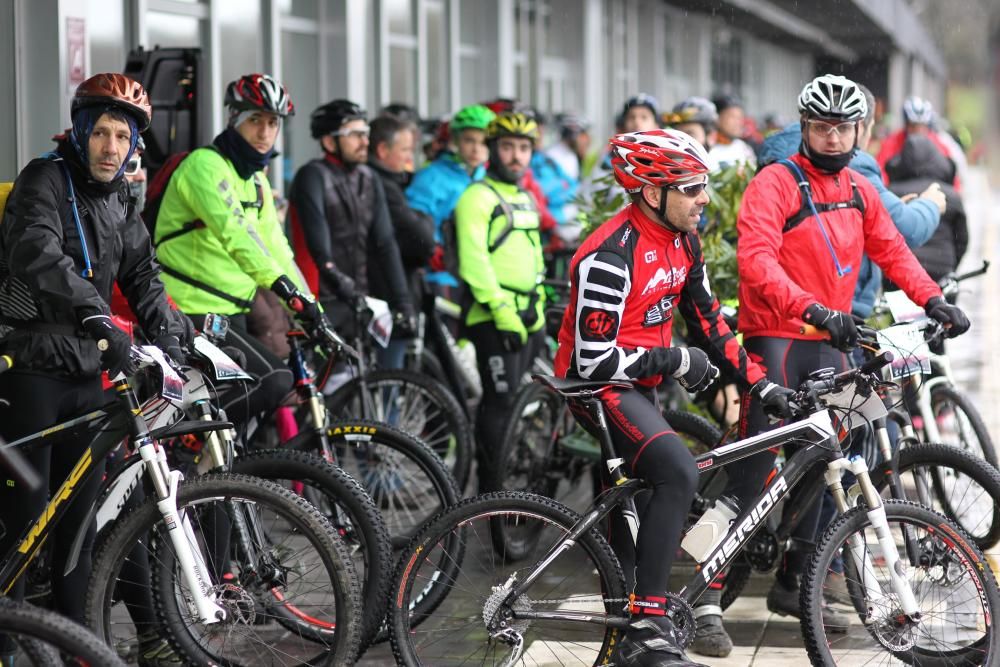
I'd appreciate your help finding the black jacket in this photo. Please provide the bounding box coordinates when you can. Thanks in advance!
[367,160,435,302]
[886,134,967,281]
[0,144,176,377]
[288,156,412,311]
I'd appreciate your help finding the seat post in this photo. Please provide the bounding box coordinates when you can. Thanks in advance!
[578,392,628,484]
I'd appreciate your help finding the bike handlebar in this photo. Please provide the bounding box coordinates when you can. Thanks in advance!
[791,350,894,415]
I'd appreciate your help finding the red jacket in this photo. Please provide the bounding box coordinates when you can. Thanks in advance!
[555,204,764,388]
[737,153,941,340]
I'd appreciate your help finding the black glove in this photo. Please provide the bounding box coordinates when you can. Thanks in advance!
[803,303,858,352]
[665,346,719,392]
[752,379,798,420]
[154,333,185,366]
[393,303,418,338]
[924,296,970,337]
[170,309,196,348]
[320,263,358,305]
[82,314,133,377]
[272,275,323,329]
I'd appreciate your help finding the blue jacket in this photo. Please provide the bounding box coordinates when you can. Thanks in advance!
[406,153,485,286]
[758,124,940,318]
[530,150,577,224]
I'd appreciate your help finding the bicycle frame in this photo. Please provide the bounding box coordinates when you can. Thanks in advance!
[0,364,229,625]
[500,393,920,630]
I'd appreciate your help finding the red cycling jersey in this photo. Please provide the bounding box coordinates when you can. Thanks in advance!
[554,203,764,388]
[737,153,942,340]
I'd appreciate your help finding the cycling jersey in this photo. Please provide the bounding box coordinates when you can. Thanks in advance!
[554,203,765,388]
[455,176,545,330]
[737,153,942,339]
[155,147,306,315]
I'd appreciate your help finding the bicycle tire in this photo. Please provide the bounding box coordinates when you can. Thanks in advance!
[662,409,723,455]
[928,384,997,467]
[0,599,126,666]
[85,473,362,667]
[232,449,392,653]
[869,442,1000,550]
[326,368,475,493]
[389,491,628,667]
[802,499,1000,666]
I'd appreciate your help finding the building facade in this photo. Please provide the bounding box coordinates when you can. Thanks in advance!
[0,0,945,185]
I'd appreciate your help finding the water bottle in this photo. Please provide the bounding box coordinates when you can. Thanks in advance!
[681,496,739,562]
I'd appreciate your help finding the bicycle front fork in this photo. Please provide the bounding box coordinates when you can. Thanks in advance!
[824,456,921,621]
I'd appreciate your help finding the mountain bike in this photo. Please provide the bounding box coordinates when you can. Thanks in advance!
[389,353,1000,666]
[0,344,361,666]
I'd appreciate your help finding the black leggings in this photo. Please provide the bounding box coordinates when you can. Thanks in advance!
[190,314,293,426]
[723,337,848,577]
[466,323,543,491]
[572,386,699,599]
[0,372,107,624]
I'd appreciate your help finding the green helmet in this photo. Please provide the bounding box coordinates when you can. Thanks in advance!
[449,105,495,134]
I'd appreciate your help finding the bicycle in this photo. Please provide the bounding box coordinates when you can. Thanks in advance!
[876,260,995,466]
[0,344,362,665]
[389,353,1000,665]
[319,298,476,493]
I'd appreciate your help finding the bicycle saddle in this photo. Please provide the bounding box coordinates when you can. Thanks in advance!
[532,374,632,396]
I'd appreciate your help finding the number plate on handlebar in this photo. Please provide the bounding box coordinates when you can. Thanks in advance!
[192,335,254,382]
[139,345,185,403]
[365,296,393,348]
[876,322,931,379]
[822,383,888,432]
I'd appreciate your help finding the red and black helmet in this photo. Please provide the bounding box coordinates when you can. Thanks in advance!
[72,73,152,131]
[225,73,295,117]
[609,129,711,192]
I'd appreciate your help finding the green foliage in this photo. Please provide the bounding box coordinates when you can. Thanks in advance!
[700,163,754,304]
[575,172,627,242]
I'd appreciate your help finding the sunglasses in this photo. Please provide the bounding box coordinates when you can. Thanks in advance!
[124,155,142,176]
[670,179,709,197]
[333,126,370,139]
[807,119,857,138]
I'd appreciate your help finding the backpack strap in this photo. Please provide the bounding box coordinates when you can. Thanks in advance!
[158,264,254,310]
[41,153,94,279]
[478,180,534,253]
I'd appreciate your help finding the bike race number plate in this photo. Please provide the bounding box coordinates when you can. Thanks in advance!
[365,296,393,348]
[192,335,255,382]
[876,322,932,380]
[139,345,185,403]
[823,381,889,433]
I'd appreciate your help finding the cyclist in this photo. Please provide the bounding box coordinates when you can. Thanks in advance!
[554,128,794,666]
[726,73,969,639]
[407,104,495,290]
[454,111,547,492]
[289,99,416,343]
[876,95,962,191]
[709,94,757,169]
[155,73,323,426]
[663,96,718,158]
[0,73,183,639]
[755,83,943,321]
[367,114,436,366]
[545,113,591,183]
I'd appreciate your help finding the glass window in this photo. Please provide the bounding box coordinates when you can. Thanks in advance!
[281,31,320,188]
[147,12,204,49]
[711,29,743,96]
[276,0,317,18]
[459,1,486,46]
[389,45,417,108]
[426,3,447,116]
[385,0,415,35]
[217,0,262,92]
[460,54,485,106]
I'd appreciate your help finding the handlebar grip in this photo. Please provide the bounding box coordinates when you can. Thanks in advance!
[799,323,830,339]
[951,260,990,284]
[0,355,12,374]
[857,349,894,376]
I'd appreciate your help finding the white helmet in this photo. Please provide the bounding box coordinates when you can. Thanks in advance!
[798,74,867,122]
[902,96,934,125]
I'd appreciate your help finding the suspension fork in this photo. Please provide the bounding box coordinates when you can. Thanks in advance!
[288,334,335,462]
[871,416,922,564]
[119,381,226,624]
[825,454,920,622]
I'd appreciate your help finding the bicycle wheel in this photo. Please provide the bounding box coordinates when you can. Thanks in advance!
[85,473,362,667]
[232,449,392,652]
[662,409,722,456]
[0,599,126,666]
[928,384,997,467]
[870,442,1000,549]
[389,491,628,667]
[326,368,475,493]
[802,499,1000,666]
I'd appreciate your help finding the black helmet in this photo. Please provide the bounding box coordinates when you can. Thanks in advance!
[310,99,367,139]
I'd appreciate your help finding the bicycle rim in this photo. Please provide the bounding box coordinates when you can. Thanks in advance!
[391,492,627,666]
[803,500,999,666]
